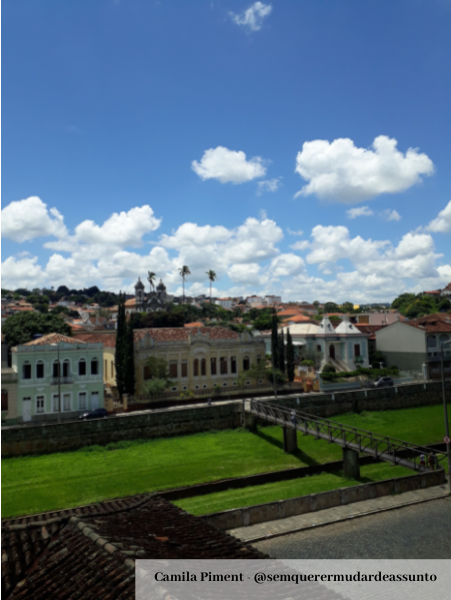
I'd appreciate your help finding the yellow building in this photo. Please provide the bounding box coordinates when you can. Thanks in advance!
[134,327,266,395]
[74,332,116,386]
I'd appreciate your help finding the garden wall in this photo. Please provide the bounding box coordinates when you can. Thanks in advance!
[201,468,445,531]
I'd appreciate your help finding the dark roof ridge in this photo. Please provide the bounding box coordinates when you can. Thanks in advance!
[69,516,135,571]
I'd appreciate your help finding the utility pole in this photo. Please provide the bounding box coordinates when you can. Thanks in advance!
[58,342,61,424]
[440,341,451,491]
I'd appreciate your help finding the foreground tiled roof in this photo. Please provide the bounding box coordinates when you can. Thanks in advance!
[184,321,205,327]
[134,327,239,343]
[2,495,266,599]
[20,333,82,346]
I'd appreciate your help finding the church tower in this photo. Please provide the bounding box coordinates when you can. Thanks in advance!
[135,277,145,307]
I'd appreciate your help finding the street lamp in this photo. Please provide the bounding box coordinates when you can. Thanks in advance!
[440,339,451,491]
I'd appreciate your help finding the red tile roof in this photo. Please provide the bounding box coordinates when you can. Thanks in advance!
[409,312,451,333]
[22,333,81,346]
[1,495,266,598]
[74,332,117,347]
[184,321,205,327]
[134,326,238,343]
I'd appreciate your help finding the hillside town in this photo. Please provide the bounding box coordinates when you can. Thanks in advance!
[2,277,450,426]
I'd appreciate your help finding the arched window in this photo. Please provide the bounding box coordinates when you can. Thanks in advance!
[53,361,60,378]
[36,360,45,379]
[91,358,99,375]
[427,335,437,348]
[201,358,207,376]
[193,359,199,377]
[78,358,86,376]
[22,361,32,380]
[63,359,70,377]
[243,356,250,371]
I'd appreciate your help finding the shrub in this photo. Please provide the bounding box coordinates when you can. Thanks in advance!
[389,365,399,375]
[300,360,314,367]
[322,364,336,374]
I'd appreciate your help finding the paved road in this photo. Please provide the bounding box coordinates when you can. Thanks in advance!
[254,497,451,559]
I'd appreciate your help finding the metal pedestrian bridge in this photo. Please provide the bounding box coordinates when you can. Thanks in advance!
[246,399,446,472]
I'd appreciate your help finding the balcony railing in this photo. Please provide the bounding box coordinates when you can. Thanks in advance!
[51,376,73,385]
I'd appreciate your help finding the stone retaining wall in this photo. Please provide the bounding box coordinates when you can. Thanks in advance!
[201,469,446,530]
[1,403,241,457]
[2,380,449,457]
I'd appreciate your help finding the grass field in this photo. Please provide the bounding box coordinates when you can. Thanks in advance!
[2,403,448,518]
[174,463,412,516]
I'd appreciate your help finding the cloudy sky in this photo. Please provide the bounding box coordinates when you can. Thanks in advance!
[2,1,450,303]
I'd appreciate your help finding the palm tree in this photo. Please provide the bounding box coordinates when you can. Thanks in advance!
[147,271,156,292]
[206,269,216,316]
[178,265,191,322]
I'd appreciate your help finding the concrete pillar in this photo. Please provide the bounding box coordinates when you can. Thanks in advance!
[343,447,360,479]
[244,413,256,431]
[283,426,298,453]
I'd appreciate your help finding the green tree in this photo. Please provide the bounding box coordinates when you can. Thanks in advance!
[206,269,216,308]
[340,301,354,313]
[124,320,135,397]
[147,271,156,291]
[253,312,273,331]
[324,302,341,313]
[179,265,191,323]
[271,308,279,370]
[2,311,72,348]
[278,329,286,373]
[115,293,127,398]
[286,328,295,383]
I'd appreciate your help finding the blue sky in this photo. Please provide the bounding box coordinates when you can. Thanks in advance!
[2,0,450,303]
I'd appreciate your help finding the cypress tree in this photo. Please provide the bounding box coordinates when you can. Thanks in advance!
[115,293,126,398]
[278,329,286,373]
[286,328,295,383]
[271,308,279,370]
[124,320,135,397]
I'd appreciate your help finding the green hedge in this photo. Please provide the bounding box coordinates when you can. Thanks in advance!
[321,365,399,381]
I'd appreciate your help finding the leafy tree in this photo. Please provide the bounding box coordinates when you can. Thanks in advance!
[115,293,127,398]
[286,328,295,383]
[278,329,286,373]
[124,320,135,396]
[253,312,273,331]
[271,308,279,370]
[142,379,170,397]
[438,298,451,312]
[2,312,72,348]
[56,285,70,296]
[140,355,172,397]
[324,302,341,313]
[340,301,354,313]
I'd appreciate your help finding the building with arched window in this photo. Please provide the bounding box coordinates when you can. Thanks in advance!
[134,326,266,396]
[8,333,104,424]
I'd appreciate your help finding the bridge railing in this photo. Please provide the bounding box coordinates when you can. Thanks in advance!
[249,399,446,471]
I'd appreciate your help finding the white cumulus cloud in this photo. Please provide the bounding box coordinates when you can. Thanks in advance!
[229,2,272,32]
[1,196,68,242]
[347,206,374,219]
[192,146,266,184]
[426,200,451,233]
[257,178,281,195]
[294,136,434,204]
[380,208,401,221]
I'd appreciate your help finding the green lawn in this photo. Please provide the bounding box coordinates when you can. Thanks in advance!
[174,463,412,516]
[2,403,448,518]
[330,403,450,447]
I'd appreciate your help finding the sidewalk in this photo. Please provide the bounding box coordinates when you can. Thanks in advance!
[228,484,449,543]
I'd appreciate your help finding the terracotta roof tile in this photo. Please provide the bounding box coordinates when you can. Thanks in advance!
[74,333,117,347]
[21,333,81,346]
[134,327,238,343]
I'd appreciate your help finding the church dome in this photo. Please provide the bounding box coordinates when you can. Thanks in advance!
[157,279,166,290]
[135,277,145,290]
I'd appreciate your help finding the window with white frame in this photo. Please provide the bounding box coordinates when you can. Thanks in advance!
[63,393,71,411]
[52,361,60,378]
[63,359,70,377]
[79,392,87,410]
[36,395,45,414]
[52,394,60,412]
[91,358,99,375]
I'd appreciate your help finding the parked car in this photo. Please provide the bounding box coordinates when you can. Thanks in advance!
[78,408,108,420]
[369,376,394,388]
